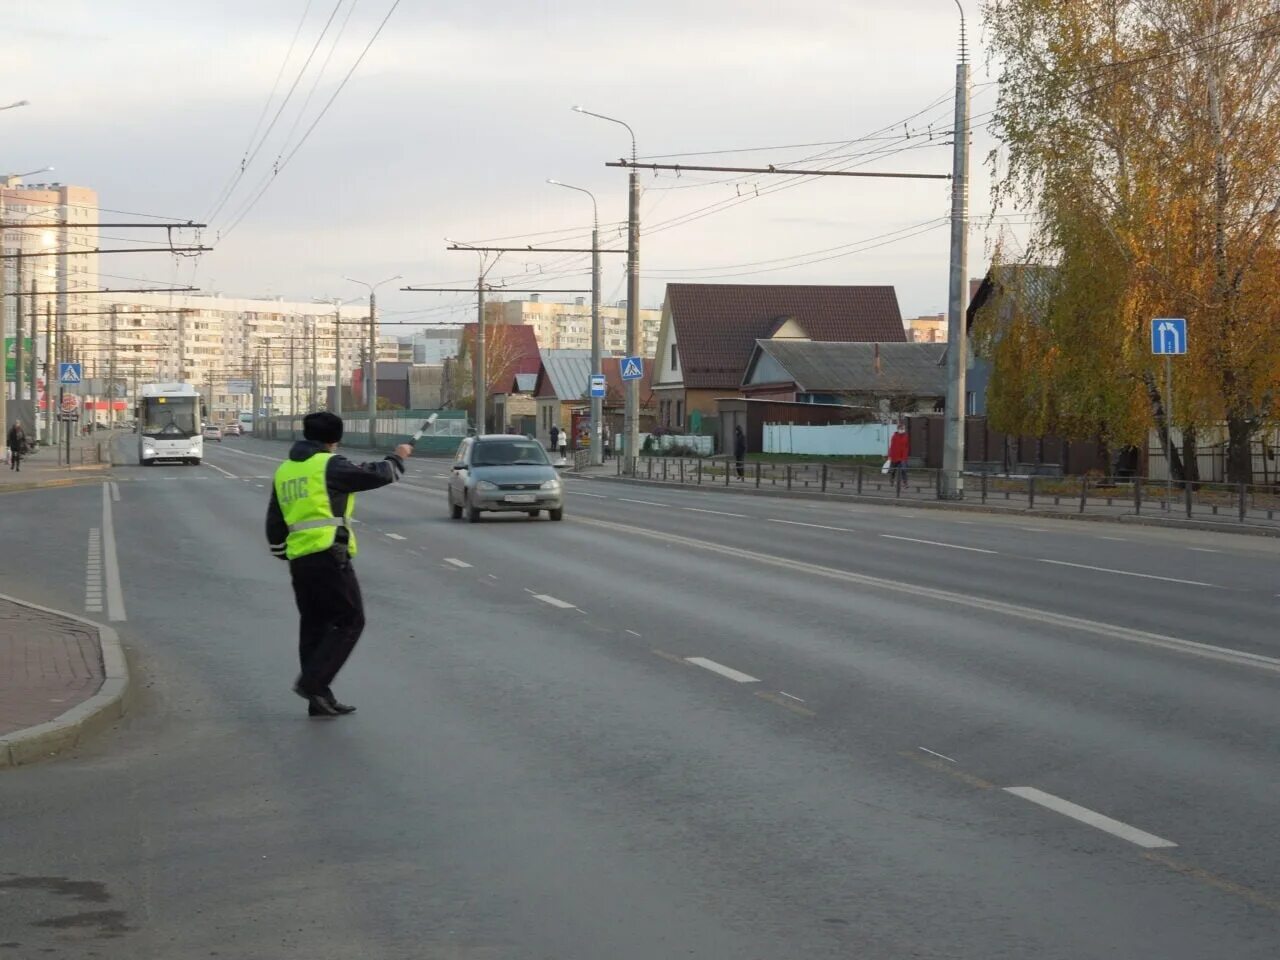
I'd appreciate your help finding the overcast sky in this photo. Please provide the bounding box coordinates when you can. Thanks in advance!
[5,0,1012,331]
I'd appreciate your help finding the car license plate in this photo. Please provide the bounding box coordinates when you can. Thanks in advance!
[503,494,536,503]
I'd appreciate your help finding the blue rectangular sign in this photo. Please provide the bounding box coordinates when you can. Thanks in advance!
[1151,318,1187,355]
[620,356,644,381]
[58,362,82,385]
[589,373,606,398]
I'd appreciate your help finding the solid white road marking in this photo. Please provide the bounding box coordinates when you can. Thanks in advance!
[205,461,238,479]
[685,657,760,684]
[881,534,998,555]
[574,492,608,498]
[625,629,642,637]
[1004,787,1177,849]
[444,558,471,568]
[1188,547,1222,554]
[101,483,127,622]
[385,533,406,540]
[532,593,576,609]
[618,498,664,506]
[779,691,806,703]
[109,481,120,502]
[573,515,1280,676]
[1037,558,1216,588]
[767,518,851,532]
[1020,527,1049,532]
[918,746,957,763]
[1099,536,1129,542]
[684,507,748,518]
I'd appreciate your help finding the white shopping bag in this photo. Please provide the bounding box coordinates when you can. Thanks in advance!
[881,459,891,474]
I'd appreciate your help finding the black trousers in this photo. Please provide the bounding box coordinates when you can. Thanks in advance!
[289,549,365,696]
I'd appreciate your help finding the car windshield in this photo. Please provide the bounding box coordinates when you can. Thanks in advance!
[471,440,549,467]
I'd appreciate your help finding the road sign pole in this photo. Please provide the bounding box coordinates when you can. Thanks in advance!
[1166,352,1173,508]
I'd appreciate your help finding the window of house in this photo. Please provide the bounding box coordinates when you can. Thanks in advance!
[675,400,683,427]
[670,344,679,371]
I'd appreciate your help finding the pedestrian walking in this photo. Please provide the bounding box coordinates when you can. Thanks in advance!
[266,411,411,718]
[557,428,568,459]
[549,424,559,453]
[733,424,746,480]
[888,422,910,488]
[7,421,26,472]
[602,424,612,460]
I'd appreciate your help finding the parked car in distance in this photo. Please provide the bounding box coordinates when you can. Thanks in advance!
[203,424,223,442]
[448,435,564,522]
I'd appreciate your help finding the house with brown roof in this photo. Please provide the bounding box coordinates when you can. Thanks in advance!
[652,283,906,431]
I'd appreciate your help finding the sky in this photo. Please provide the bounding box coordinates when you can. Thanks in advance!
[3,0,1015,332]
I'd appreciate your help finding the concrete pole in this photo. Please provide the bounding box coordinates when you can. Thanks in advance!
[310,315,318,411]
[333,303,342,415]
[475,278,485,434]
[590,222,603,466]
[289,334,296,421]
[625,168,640,472]
[0,191,6,438]
[14,260,24,415]
[107,304,117,432]
[28,280,38,440]
[367,291,378,447]
[44,300,53,444]
[940,15,971,499]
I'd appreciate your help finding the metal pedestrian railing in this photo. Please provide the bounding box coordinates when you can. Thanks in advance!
[602,456,1280,530]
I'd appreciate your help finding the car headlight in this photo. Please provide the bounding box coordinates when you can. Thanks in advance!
[476,480,498,490]
[539,479,561,490]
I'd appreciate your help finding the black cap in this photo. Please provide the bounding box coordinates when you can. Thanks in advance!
[303,411,343,444]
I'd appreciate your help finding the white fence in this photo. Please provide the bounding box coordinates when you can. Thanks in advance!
[1145,426,1280,483]
[633,433,714,455]
[763,422,891,457]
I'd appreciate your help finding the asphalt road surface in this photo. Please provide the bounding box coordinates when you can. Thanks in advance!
[1,434,1277,958]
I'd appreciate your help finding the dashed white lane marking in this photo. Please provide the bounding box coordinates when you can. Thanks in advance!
[779,691,806,703]
[1188,547,1222,554]
[684,657,760,684]
[575,491,608,498]
[532,593,576,609]
[254,483,265,488]
[767,518,851,532]
[205,461,238,479]
[918,746,956,763]
[109,481,120,502]
[684,507,748,518]
[881,534,998,555]
[625,629,642,637]
[954,520,977,525]
[1004,787,1176,849]
[101,482,127,622]
[1099,536,1128,541]
[444,558,471,568]
[1020,527,1049,532]
[618,498,664,506]
[1037,558,1216,588]
[385,533,406,540]
[433,473,448,478]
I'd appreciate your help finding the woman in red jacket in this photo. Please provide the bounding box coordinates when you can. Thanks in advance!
[887,423,910,487]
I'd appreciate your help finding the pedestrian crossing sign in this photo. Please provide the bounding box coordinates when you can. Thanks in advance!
[620,356,644,381]
[58,362,82,385]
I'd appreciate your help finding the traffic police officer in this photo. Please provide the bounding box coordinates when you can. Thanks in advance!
[266,411,411,717]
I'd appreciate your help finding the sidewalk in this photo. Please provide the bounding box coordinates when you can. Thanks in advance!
[0,595,128,767]
[0,444,108,493]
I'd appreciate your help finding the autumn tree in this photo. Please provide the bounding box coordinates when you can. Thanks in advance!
[980,0,1280,481]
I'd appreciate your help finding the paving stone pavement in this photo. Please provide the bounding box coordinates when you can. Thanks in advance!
[0,598,104,737]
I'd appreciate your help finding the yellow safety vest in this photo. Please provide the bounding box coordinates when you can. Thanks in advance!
[273,452,358,560]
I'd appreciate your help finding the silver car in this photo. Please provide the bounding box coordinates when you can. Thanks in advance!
[448,435,564,522]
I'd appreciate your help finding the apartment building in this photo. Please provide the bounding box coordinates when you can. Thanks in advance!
[484,296,661,357]
[903,313,946,343]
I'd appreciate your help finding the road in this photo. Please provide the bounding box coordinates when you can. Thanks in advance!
[1,433,1277,958]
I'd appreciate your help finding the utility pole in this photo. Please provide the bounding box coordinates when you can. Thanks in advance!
[309,315,318,412]
[14,259,24,422]
[625,159,640,473]
[28,278,37,441]
[367,290,377,447]
[108,304,117,432]
[941,3,971,499]
[44,301,53,443]
[333,303,342,414]
[475,277,485,433]
[289,334,297,422]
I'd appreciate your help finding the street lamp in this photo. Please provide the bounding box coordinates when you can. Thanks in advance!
[574,105,641,472]
[343,274,400,448]
[445,239,503,434]
[547,179,603,466]
[0,101,29,112]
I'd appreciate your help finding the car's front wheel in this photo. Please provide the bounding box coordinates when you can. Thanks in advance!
[548,506,564,521]
[450,498,463,520]
[467,495,482,523]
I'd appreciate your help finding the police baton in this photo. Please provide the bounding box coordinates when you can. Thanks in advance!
[405,413,439,448]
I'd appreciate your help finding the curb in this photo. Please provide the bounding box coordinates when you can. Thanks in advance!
[0,594,130,769]
[579,473,1280,539]
[0,471,110,496]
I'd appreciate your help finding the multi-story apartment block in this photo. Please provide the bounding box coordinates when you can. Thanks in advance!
[903,313,946,343]
[484,296,660,357]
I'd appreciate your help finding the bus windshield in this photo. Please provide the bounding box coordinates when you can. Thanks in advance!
[141,397,198,438]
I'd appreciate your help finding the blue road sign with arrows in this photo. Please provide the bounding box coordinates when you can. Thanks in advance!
[620,356,644,381]
[1151,318,1187,355]
[58,362,82,384]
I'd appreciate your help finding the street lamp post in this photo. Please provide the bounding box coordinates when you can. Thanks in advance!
[547,179,602,466]
[574,106,640,473]
[0,101,30,113]
[445,240,503,435]
[344,275,400,448]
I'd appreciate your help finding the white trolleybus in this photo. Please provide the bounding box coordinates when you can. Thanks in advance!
[137,382,205,466]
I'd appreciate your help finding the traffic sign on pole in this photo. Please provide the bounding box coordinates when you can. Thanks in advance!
[58,362,83,385]
[588,373,606,398]
[620,356,644,381]
[1151,318,1187,355]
